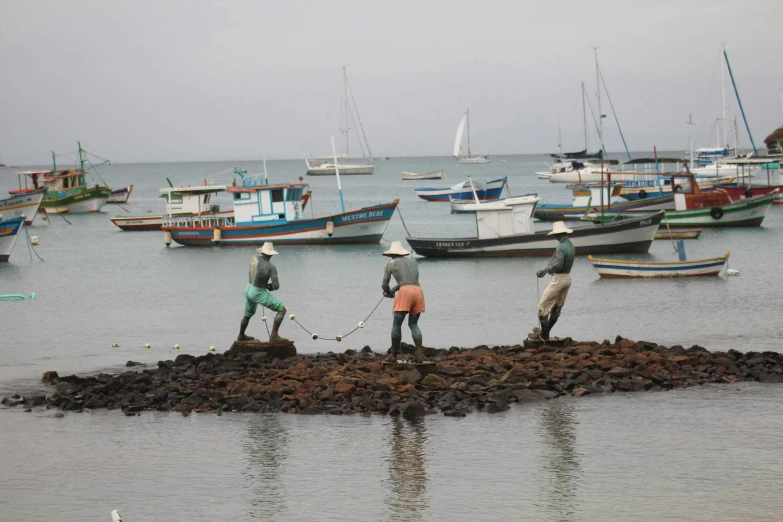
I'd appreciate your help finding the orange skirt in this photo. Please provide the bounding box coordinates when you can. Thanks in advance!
[393,285,425,314]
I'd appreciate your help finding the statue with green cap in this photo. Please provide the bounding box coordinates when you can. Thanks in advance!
[530,221,575,341]
[382,241,425,363]
[238,242,289,343]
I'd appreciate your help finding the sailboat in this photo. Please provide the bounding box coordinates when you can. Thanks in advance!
[305,67,375,176]
[453,109,490,164]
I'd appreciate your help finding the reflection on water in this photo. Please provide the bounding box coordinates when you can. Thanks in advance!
[539,403,582,522]
[385,417,429,521]
[243,415,289,520]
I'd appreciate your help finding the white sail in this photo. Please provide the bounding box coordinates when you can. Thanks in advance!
[453,112,468,158]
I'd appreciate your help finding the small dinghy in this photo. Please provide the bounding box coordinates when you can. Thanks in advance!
[401,170,444,180]
[108,184,133,204]
[588,252,730,278]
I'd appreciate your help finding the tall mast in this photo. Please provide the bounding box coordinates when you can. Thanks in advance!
[595,47,604,215]
[733,116,739,154]
[721,42,727,150]
[687,114,694,170]
[51,151,56,171]
[581,82,588,150]
[466,109,471,157]
[557,117,563,158]
[723,44,758,156]
[343,66,349,159]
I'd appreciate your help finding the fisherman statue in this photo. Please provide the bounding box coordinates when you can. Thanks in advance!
[382,241,425,363]
[238,242,289,343]
[530,222,575,341]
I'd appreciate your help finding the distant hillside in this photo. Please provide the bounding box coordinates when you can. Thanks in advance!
[764,126,783,152]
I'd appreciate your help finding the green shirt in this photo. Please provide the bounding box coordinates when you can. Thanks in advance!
[545,237,575,274]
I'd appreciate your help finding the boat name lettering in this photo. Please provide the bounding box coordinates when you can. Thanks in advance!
[341,210,384,222]
[435,241,469,248]
[177,232,201,236]
[638,218,652,227]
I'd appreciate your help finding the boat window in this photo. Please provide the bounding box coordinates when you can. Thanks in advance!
[272,189,284,203]
[234,192,250,200]
[286,188,302,201]
[672,177,694,193]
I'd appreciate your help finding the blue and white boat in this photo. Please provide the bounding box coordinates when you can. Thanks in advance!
[589,252,730,278]
[0,216,25,262]
[162,168,398,246]
[414,177,506,202]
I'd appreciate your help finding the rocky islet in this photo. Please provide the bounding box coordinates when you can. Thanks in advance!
[3,337,782,417]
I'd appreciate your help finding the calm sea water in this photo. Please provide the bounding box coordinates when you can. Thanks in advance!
[1,154,782,520]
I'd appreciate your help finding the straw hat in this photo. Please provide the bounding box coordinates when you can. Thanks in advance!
[383,241,410,257]
[547,221,574,236]
[256,242,279,256]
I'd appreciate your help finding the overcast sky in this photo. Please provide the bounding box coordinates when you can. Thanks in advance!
[2,0,782,164]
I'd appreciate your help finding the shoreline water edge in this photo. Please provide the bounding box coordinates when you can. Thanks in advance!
[4,337,782,417]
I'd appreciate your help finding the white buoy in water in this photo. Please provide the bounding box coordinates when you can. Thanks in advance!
[174,344,180,349]
[164,230,172,247]
[112,343,119,348]
[144,343,151,349]
[358,322,365,328]
[42,214,48,221]
[30,235,39,245]
[312,333,318,340]
[336,335,342,342]
[209,346,216,352]
[111,509,123,522]
[212,228,221,243]
[289,314,296,320]
[726,269,740,276]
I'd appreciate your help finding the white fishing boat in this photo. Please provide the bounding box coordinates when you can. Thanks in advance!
[401,170,444,180]
[453,109,490,164]
[108,184,133,204]
[305,67,375,176]
[110,183,232,231]
[0,215,25,262]
[0,189,45,225]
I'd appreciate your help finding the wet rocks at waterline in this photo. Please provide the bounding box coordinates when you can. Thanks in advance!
[3,338,782,417]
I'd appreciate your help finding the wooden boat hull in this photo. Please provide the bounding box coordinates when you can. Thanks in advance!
[713,183,783,203]
[306,164,375,175]
[42,186,111,214]
[406,211,663,258]
[110,210,234,231]
[534,194,674,221]
[415,178,506,202]
[107,184,133,204]
[401,170,444,180]
[0,190,45,225]
[162,201,397,246]
[594,191,777,228]
[589,253,729,278]
[0,216,24,262]
[654,229,701,240]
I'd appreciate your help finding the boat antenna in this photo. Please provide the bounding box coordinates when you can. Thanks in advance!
[687,114,695,170]
[723,43,758,156]
[343,66,350,161]
[721,42,728,151]
[331,136,346,213]
[581,81,588,151]
[595,46,605,221]
[557,117,563,159]
[263,158,269,185]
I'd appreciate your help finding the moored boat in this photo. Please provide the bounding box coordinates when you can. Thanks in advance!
[414,177,506,202]
[534,183,673,221]
[0,189,45,225]
[405,195,663,258]
[588,252,729,278]
[108,184,133,204]
[110,184,232,231]
[654,229,701,240]
[401,170,444,180]
[161,167,397,246]
[0,216,25,262]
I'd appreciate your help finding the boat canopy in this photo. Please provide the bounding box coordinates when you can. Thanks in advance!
[451,179,486,192]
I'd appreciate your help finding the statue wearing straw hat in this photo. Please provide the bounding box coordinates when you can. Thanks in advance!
[238,242,289,343]
[382,241,425,363]
[530,222,575,341]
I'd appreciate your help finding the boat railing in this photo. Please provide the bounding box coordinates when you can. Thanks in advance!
[163,215,235,228]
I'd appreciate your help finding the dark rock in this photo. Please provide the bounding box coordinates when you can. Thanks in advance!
[402,403,427,418]
[361,346,373,353]
[42,371,59,383]
[126,361,144,367]
[53,412,64,418]
[443,409,466,417]
[486,402,510,413]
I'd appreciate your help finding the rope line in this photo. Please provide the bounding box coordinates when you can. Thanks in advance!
[289,295,386,341]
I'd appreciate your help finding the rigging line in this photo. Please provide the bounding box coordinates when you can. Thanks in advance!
[345,76,373,159]
[85,158,110,188]
[348,104,368,159]
[583,87,606,157]
[57,212,73,225]
[599,71,631,161]
[289,295,386,341]
[80,149,112,165]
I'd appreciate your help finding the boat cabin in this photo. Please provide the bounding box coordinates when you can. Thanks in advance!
[473,195,539,239]
[569,183,625,207]
[228,183,309,225]
[671,174,730,210]
[41,170,87,195]
[160,186,226,215]
[10,171,54,195]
